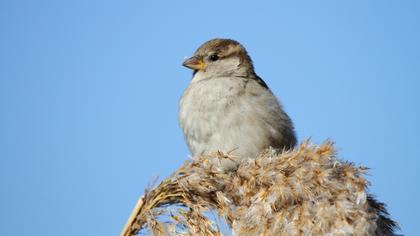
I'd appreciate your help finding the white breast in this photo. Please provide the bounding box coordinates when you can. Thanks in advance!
[179,74,292,169]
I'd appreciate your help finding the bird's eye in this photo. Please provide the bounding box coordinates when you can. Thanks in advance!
[209,54,219,61]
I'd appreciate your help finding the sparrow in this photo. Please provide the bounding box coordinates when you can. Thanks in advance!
[179,38,296,169]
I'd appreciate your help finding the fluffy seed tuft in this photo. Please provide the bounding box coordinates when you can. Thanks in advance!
[121,141,397,236]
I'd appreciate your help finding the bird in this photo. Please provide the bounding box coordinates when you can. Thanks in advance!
[179,38,296,169]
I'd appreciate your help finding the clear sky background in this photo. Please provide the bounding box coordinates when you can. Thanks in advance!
[1,0,419,235]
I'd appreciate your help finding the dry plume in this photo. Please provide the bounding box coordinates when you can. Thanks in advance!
[121,141,397,236]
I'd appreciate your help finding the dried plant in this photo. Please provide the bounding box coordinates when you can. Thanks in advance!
[121,141,397,236]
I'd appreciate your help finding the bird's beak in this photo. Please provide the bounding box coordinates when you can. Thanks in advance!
[182,56,206,70]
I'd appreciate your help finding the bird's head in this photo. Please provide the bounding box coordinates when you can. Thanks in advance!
[182,38,255,78]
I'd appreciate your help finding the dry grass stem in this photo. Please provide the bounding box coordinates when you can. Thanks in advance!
[121,141,397,236]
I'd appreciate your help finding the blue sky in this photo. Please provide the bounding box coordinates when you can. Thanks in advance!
[1,0,419,235]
